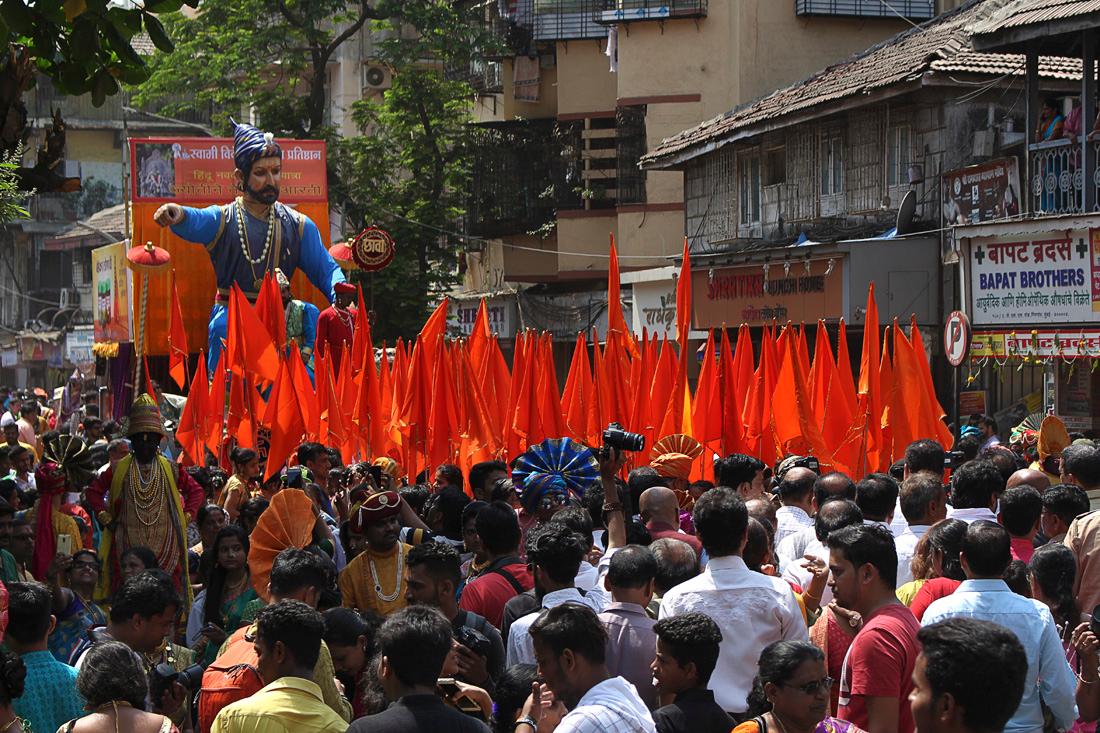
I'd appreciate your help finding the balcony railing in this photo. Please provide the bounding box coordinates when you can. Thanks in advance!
[446,58,504,94]
[795,0,934,20]
[467,120,583,236]
[594,0,707,24]
[1028,137,1100,216]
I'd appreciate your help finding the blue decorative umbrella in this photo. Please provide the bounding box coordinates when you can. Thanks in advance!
[512,438,600,513]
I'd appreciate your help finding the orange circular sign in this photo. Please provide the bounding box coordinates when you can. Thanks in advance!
[351,227,396,272]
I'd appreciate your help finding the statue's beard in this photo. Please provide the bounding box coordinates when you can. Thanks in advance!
[246,181,279,205]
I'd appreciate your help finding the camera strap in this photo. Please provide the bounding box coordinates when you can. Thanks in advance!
[488,567,526,595]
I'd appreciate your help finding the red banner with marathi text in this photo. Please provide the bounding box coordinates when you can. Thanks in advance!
[127,137,330,357]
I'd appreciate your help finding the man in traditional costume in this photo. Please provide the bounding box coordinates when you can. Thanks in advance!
[87,395,205,601]
[277,268,319,369]
[153,120,345,371]
[338,491,410,617]
[28,436,89,580]
[315,281,357,373]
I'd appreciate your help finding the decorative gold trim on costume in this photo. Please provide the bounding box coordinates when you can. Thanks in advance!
[206,205,230,252]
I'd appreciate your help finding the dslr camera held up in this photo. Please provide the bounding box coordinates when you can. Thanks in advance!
[600,422,645,460]
[150,661,205,704]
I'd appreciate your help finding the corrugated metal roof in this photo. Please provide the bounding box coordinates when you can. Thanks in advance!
[642,0,1080,169]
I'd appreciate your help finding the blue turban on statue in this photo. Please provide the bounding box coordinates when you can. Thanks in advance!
[230,117,281,173]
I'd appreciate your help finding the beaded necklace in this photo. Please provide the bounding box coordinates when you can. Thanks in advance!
[369,547,404,603]
[236,198,276,290]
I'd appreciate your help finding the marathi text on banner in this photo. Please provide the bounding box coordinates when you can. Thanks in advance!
[129,137,328,204]
[969,232,1095,326]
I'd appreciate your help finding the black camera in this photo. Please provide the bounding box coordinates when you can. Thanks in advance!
[601,422,645,459]
[944,450,965,470]
[454,625,492,660]
[150,662,205,704]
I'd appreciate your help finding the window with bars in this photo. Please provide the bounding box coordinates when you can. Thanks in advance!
[738,151,761,226]
[887,124,912,188]
[795,0,934,20]
[820,129,845,196]
[616,105,647,205]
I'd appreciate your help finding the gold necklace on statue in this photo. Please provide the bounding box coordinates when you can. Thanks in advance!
[236,197,276,290]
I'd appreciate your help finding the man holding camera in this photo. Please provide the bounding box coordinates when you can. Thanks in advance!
[404,542,505,691]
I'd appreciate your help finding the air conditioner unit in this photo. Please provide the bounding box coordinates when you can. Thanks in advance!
[362,63,392,93]
[59,289,75,309]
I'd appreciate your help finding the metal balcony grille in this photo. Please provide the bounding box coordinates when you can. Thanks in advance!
[594,0,708,24]
[795,0,934,20]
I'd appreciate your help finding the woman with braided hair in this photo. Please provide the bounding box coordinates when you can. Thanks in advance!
[0,648,27,733]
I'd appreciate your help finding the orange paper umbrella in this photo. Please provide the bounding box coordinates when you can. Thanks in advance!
[329,241,359,271]
[248,489,316,601]
[127,240,172,395]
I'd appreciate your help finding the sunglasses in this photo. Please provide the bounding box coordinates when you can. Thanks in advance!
[782,677,834,695]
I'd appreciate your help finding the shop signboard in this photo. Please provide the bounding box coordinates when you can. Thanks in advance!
[969,232,1095,325]
[449,297,517,339]
[943,158,1021,226]
[692,259,844,329]
[91,242,133,343]
[65,327,95,367]
[970,329,1100,359]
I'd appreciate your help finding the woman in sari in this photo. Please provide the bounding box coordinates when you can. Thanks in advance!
[733,640,865,733]
[186,525,257,665]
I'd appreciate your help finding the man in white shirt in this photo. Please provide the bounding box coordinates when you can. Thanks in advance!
[776,472,855,572]
[922,521,1077,733]
[948,460,1002,524]
[894,472,948,587]
[505,522,608,666]
[978,415,1001,454]
[782,498,864,608]
[854,473,899,531]
[516,603,655,733]
[660,486,807,715]
[774,467,816,547]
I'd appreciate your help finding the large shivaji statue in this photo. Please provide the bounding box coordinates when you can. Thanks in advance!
[153,119,345,371]
[88,395,205,601]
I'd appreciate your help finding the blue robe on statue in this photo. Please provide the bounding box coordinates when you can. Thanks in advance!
[169,199,344,371]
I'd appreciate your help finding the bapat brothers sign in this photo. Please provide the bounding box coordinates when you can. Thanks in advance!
[692,259,844,329]
[969,231,1100,325]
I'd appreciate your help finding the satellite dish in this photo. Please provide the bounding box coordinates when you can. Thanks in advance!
[895,189,917,236]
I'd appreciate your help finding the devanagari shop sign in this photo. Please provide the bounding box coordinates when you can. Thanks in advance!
[969,232,1099,326]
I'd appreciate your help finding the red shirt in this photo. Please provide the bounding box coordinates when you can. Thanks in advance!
[909,577,962,622]
[315,305,356,373]
[1010,536,1036,563]
[838,603,920,733]
[645,521,703,557]
[458,560,533,629]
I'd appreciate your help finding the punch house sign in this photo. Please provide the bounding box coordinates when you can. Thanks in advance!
[692,259,843,329]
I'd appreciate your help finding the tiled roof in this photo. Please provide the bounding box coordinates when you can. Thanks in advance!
[132,32,155,55]
[970,0,1100,36]
[641,0,1081,169]
[51,203,126,243]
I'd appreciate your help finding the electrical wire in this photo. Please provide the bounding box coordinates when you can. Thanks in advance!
[876,0,924,31]
[375,205,678,260]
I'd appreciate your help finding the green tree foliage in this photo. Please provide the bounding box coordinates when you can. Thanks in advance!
[135,0,400,137]
[0,146,30,224]
[332,1,487,339]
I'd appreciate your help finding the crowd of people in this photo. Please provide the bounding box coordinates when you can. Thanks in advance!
[1,380,1099,733]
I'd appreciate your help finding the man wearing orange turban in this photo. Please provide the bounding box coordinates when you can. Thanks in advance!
[649,434,703,504]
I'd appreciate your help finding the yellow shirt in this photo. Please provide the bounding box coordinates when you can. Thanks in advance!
[339,543,410,617]
[211,676,347,733]
[897,578,927,606]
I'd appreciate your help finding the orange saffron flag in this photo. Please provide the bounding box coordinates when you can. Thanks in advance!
[168,270,189,390]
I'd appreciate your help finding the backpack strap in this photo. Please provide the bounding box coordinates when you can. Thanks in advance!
[753,716,769,733]
[488,567,525,595]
